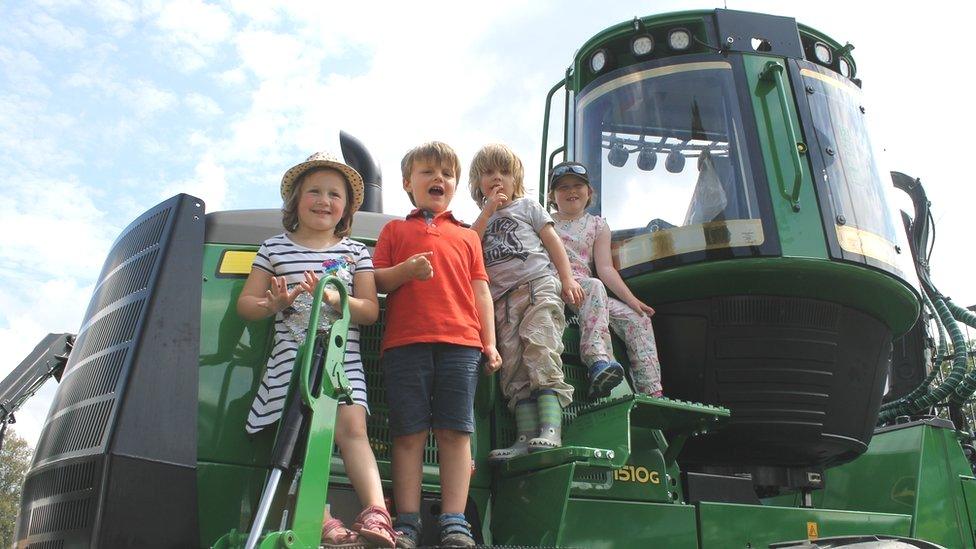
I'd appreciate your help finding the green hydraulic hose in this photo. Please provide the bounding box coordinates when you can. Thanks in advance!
[878,295,968,422]
[947,299,976,328]
[947,299,976,404]
[880,293,945,412]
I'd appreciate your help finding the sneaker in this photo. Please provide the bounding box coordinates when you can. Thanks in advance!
[393,516,420,549]
[352,505,396,548]
[321,518,367,548]
[439,513,475,547]
[587,360,625,399]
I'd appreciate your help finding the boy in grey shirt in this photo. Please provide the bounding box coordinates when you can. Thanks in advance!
[469,144,583,462]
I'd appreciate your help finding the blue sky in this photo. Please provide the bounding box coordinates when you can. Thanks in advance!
[3,1,975,446]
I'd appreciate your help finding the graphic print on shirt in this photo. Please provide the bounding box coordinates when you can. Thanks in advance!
[483,216,529,266]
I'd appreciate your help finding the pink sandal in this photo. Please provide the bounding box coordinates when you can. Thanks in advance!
[322,517,366,548]
[352,505,397,548]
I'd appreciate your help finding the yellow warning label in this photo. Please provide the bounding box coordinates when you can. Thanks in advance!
[807,521,819,539]
[218,250,257,275]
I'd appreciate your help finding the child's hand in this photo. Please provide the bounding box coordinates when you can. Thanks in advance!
[482,345,502,374]
[626,298,655,317]
[561,278,584,307]
[403,251,434,281]
[482,184,509,214]
[300,271,341,308]
[258,276,304,314]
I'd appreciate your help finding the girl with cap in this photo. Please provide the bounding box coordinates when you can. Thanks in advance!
[548,161,664,400]
[237,152,396,547]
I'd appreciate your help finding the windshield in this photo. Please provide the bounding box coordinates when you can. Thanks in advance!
[575,59,768,272]
[799,62,913,279]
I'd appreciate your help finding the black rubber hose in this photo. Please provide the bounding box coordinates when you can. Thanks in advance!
[880,294,944,412]
[879,295,967,422]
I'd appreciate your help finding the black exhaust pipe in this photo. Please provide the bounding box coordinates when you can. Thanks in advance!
[340,131,383,213]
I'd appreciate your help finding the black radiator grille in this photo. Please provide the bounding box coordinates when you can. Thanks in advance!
[49,348,127,413]
[83,248,159,321]
[91,209,168,284]
[27,498,95,536]
[20,460,98,502]
[71,300,144,370]
[17,195,203,548]
[33,399,114,464]
[25,540,65,549]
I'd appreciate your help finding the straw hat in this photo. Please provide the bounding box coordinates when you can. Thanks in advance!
[280,151,364,211]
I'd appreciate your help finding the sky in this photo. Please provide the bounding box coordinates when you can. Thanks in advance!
[2,1,975,448]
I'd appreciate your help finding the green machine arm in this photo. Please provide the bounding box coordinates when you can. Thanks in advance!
[217,275,351,549]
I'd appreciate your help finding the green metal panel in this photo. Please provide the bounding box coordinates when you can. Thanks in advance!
[959,478,976,543]
[562,499,699,548]
[198,243,277,466]
[697,502,911,548]
[198,244,281,545]
[570,10,712,91]
[816,423,976,548]
[197,462,273,547]
[742,54,827,260]
[493,463,575,546]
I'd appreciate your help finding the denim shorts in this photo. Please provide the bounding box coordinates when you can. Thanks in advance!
[382,343,481,437]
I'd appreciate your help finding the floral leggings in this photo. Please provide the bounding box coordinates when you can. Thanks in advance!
[569,277,662,395]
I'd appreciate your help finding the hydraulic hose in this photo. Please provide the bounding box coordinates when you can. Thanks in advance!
[878,294,968,422]
[880,293,945,412]
[947,299,976,405]
[948,299,976,328]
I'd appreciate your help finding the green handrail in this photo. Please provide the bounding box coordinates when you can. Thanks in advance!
[760,61,803,212]
[539,77,567,203]
[298,275,352,407]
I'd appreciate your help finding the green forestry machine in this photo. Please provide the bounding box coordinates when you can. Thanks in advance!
[5,8,976,549]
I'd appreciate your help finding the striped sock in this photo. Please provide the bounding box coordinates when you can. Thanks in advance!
[535,390,562,429]
[515,398,538,438]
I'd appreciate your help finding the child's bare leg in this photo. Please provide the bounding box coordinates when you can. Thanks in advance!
[433,429,471,514]
[391,431,428,514]
[607,296,662,395]
[334,403,385,508]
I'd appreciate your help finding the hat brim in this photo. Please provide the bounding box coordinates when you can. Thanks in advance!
[550,173,590,188]
[280,160,365,211]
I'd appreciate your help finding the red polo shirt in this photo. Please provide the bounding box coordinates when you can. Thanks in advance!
[373,209,488,353]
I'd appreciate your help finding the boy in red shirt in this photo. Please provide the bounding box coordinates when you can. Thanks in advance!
[373,141,501,548]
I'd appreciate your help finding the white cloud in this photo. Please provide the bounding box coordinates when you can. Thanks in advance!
[159,154,228,211]
[0,179,113,279]
[24,11,87,50]
[152,0,233,71]
[185,92,223,116]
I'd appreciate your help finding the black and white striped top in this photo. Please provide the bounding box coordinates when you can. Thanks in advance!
[245,233,373,434]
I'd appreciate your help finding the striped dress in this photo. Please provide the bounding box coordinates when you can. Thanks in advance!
[245,233,373,434]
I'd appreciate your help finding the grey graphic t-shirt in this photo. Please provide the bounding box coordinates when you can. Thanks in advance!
[482,198,557,300]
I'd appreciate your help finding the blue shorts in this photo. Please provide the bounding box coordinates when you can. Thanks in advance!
[382,343,481,437]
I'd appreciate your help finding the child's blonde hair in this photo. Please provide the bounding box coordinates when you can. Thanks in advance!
[400,142,462,206]
[468,144,526,207]
[281,167,355,237]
